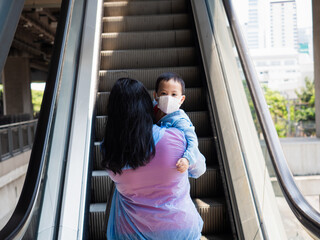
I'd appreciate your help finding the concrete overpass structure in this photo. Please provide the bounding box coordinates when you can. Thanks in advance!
[1,0,60,117]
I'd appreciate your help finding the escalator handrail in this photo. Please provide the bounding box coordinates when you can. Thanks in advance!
[0,0,73,238]
[222,0,320,237]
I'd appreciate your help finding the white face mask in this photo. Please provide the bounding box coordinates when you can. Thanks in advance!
[157,95,182,114]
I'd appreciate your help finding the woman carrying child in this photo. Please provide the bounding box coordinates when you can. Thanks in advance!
[102,78,205,239]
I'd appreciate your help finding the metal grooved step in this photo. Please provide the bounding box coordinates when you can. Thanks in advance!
[100,47,196,70]
[201,234,234,240]
[194,198,228,234]
[95,111,212,141]
[104,1,186,17]
[103,14,189,32]
[89,203,105,240]
[101,30,193,50]
[99,66,200,91]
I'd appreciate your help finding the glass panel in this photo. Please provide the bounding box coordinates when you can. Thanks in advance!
[205,0,313,238]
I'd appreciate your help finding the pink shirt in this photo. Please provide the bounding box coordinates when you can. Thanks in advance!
[107,127,203,239]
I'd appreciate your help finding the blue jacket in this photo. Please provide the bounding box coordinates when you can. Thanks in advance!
[157,109,206,178]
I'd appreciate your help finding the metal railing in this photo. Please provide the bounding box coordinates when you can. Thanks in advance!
[0,120,37,161]
[222,0,320,237]
[0,0,84,237]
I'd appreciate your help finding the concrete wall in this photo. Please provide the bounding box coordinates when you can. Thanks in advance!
[0,151,30,229]
[262,138,320,176]
[280,138,320,175]
[3,57,33,116]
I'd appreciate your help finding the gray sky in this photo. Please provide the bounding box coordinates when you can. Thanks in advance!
[232,0,312,28]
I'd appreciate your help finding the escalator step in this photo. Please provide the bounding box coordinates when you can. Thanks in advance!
[89,203,106,240]
[198,137,216,165]
[91,167,221,203]
[96,88,206,115]
[186,111,212,137]
[104,0,186,17]
[101,29,192,50]
[201,234,234,240]
[193,198,228,234]
[99,66,200,91]
[103,14,189,32]
[100,47,196,70]
[91,171,113,203]
[94,137,215,171]
[105,0,179,1]
[95,111,212,141]
[189,167,222,198]
[89,197,227,239]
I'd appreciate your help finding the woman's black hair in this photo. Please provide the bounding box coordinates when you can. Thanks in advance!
[155,72,185,94]
[101,78,155,174]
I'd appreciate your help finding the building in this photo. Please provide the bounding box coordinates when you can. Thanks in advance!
[269,0,298,50]
[251,48,303,99]
[246,0,313,98]
[246,0,269,49]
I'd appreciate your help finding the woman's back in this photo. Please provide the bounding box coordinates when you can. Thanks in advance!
[107,126,203,240]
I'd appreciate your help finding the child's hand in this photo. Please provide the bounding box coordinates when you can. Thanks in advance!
[176,158,189,173]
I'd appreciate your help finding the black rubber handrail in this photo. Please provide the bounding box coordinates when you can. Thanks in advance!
[0,0,73,238]
[222,0,320,237]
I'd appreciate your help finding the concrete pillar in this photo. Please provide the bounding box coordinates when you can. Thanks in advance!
[3,57,33,116]
[314,1,320,138]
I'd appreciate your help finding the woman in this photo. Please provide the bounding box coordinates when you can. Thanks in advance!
[102,78,205,239]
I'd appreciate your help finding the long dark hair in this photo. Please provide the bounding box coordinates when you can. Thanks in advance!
[101,78,155,174]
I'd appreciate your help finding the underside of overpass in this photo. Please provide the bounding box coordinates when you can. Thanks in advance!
[1,0,61,117]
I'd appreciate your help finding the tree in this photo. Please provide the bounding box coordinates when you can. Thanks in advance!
[294,77,315,136]
[295,77,315,122]
[242,81,288,137]
[31,90,44,116]
[263,86,288,137]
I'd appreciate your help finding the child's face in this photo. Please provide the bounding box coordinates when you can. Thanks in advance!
[154,79,185,105]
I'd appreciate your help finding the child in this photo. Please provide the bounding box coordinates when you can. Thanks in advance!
[153,72,205,175]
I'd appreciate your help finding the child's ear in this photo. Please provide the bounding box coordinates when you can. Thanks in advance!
[180,95,186,105]
[153,92,157,100]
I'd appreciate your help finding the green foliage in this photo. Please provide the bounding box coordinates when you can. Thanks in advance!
[31,90,44,114]
[263,86,288,137]
[236,79,316,138]
[294,77,315,122]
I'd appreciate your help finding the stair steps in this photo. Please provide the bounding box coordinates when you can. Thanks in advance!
[103,14,189,32]
[102,30,193,50]
[88,0,233,239]
[103,0,186,16]
[99,66,200,91]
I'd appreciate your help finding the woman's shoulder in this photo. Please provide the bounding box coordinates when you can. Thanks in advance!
[152,125,185,146]
[152,125,165,145]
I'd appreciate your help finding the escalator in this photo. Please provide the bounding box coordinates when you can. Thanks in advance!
[89,0,233,239]
[0,0,319,239]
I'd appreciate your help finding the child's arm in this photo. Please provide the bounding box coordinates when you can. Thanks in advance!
[174,119,206,178]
